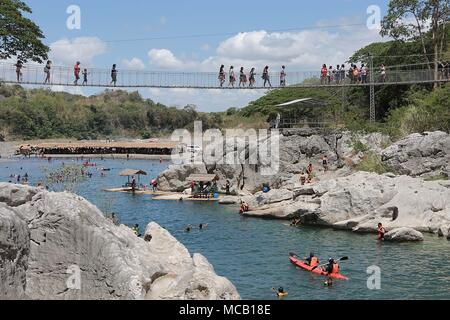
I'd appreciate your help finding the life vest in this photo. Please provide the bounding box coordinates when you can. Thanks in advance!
[310,257,319,268]
[332,263,339,274]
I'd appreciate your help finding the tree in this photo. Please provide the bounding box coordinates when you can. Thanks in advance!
[381,0,449,85]
[0,0,49,62]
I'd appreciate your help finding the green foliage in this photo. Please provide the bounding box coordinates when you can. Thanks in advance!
[380,0,449,62]
[355,152,393,174]
[0,87,229,140]
[351,139,370,153]
[240,87,341,127]
[0,0,49,62]
[424,174,449,181]
[385,83,450,138]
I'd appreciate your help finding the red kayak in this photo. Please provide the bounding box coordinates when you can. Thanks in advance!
[289,255,350,280]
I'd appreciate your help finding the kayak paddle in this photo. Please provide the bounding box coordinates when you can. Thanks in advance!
[311,256,349,272]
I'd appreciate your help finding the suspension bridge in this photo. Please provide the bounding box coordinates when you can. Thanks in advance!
[1,61,449,122]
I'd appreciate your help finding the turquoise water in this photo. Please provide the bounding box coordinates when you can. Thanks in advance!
[1,157,450,300]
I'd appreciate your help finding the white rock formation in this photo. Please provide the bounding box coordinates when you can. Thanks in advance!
[0,183,240,300]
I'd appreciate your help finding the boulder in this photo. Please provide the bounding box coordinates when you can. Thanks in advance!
[384,227,424,242]
[157,164,207,192]
[241,189,293,209]
[381,131,450,177]
[0,183,240,300]
[219,196,238,205]
[243,201,319,220]
[0,183,39,207]
[0,204,30,299]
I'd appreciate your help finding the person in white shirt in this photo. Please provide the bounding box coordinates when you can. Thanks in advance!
[280,66,286,87]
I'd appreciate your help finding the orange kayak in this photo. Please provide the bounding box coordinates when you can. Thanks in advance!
[289,255,350,280]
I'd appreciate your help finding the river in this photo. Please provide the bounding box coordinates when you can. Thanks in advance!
[1,157,449,300]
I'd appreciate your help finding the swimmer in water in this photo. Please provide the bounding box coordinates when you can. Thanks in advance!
[324,278,333,287]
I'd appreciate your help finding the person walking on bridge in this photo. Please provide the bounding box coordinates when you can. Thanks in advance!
[110,64,118,86]
[262,66,272,88]
[280,66,286,87]
[44,60,52,84]
[380,64,386,82]
[228,66,236,87]
[14,60,24,82]
[218,65,226,87]
[239,67,247,87]
[320,64,327,85]
[74,61,81,85]
[249,68,256,87]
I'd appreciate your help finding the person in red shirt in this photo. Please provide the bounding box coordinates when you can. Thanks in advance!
[320,64,328,84]
[74,61,81,85]
[377,223,386,240]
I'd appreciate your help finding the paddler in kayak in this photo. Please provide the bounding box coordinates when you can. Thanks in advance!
[305,252,319,268]
[323,258,340,275]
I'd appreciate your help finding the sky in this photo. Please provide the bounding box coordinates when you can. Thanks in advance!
[22,0,390,111]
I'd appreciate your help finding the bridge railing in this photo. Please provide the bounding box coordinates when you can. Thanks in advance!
[0,61,448,88]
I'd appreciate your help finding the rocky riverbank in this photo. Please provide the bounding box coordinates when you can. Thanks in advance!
[0,183,240,300]
[157,130,450,241]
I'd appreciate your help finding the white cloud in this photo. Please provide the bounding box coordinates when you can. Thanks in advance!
[122,57,146,70]
[49,37,108,66]
[148,49,184,69]
[146,25,383,73]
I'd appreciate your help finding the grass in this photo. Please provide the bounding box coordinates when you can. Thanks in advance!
[424,174,449,182]
[351,138,370,154]
[354,151,393,175]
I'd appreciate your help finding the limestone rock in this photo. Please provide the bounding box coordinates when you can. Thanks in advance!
[219,196,238,205]
[0,183,240,300]
[384,227,424,242]
[157,164,207,192]
[0,204,30,299]
[381,131,450,177]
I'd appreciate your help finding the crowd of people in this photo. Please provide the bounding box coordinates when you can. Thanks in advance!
[12,59,450,87]
[218,65,286,88]
[14,60,119,86]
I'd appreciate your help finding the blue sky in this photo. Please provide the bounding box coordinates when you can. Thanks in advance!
[23,0,390,111]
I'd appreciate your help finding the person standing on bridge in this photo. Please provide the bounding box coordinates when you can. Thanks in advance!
[334,65,340,84]
[360,64,367,84]
[328,66,333,84]
[262,66,272,88]
[74,61,81,85]
[380,64,386,82]
[320,64,327,85]
[340,64,346,84]
[82,69,90,85]
[228,66,236,87]
[239,67,247,87]
[249,68,256,87]
[110,64,118,86]
[218,65,226,87]
[43,60,52,84]
[280,66,286,87]
[14,60,24,82]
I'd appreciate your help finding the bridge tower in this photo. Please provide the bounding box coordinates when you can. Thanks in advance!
[368,53,375,123]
